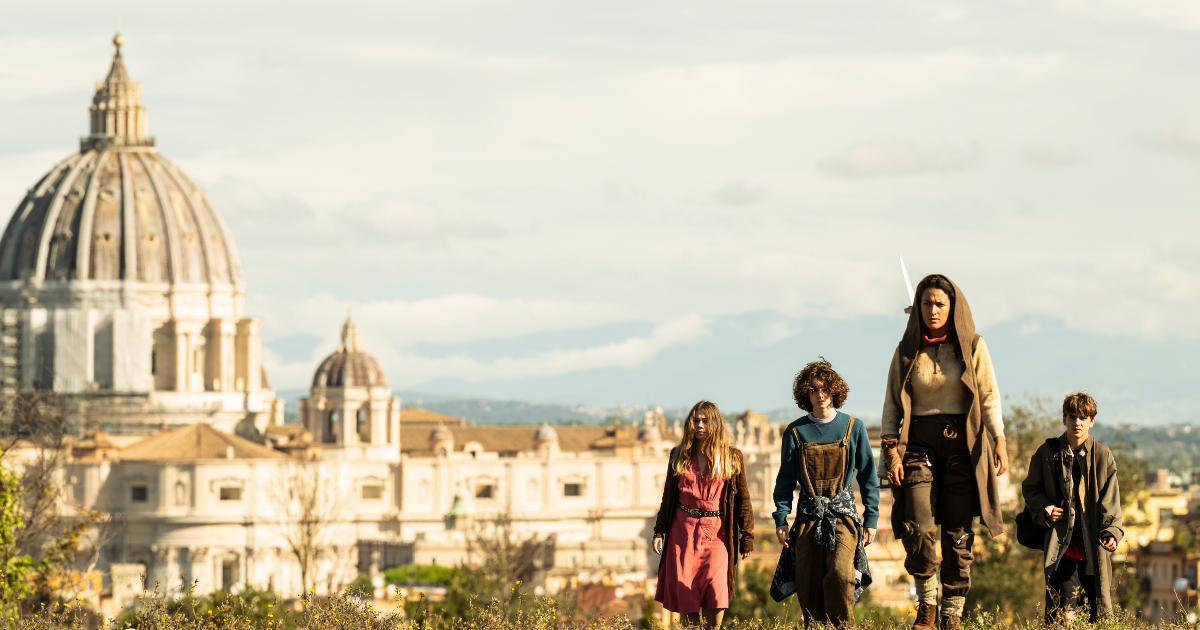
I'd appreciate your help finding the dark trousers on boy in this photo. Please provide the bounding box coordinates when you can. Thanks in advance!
[1046,556,1098,623]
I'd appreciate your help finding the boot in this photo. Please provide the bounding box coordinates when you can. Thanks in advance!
[939,615,962,630]
[912,602,938,630]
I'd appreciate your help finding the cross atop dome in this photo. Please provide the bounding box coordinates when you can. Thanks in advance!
[83,32,153,151]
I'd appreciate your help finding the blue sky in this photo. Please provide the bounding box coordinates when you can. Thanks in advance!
[1,1,1198,421]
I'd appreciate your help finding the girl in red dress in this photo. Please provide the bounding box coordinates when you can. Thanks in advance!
[653,401,754,630]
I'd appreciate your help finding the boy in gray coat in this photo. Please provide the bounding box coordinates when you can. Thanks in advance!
[1022,392,1124,622]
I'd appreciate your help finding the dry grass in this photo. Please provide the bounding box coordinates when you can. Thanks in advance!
[8,587,1192,630]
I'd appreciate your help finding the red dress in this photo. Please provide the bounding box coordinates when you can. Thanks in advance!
[654,464,729,613]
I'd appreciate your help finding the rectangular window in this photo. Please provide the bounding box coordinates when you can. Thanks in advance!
[131,485,148,502]
[221,559,236,590]
[219,487,242,501]
[564,483,582,497]
[475,484,494,499]
[362,485,384,500]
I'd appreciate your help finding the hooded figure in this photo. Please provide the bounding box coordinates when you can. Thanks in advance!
[880,274,1007,630]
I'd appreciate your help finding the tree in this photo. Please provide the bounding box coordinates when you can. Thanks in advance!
[268,461,348,594]
[0,392,111,616]
[468,511,553,596]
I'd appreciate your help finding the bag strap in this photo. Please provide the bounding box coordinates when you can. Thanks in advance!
[841,415,856,446]
[790,426,818,498]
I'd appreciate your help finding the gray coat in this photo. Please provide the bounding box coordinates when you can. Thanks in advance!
[1022,434,1124,616]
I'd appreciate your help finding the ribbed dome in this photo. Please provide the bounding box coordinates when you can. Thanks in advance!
[429,424,453,442]
[0,36,242,287]
[312,316,387,388]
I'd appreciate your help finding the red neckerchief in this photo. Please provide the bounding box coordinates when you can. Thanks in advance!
[921,335,948,347]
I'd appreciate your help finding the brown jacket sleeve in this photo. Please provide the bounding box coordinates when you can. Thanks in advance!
[1097,445,1124,544]
[653,448,680,535]
[1022,443,1055,527]
[881,347,903,439]
[733,451,755,554]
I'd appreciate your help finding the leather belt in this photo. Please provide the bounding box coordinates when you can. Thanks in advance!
[677,502,721,518]
[913,413,967,439]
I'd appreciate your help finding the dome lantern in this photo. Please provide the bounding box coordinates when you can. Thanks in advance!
[84,33,153,152]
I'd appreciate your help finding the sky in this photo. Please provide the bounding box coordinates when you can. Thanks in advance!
[1,1,1198,419]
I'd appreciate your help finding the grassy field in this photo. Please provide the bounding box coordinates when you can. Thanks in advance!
[10,587,1186,630]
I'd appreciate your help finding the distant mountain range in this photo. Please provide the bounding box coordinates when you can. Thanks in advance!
[275,311,1199,426]
[275,387,794,426]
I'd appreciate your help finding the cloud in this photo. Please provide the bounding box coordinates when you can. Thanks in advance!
[818,138,982,179]
[388,315,710,384]
[1139,114,1200,161]
[713,180,766,207]
[1019,146,1082,166]
[259,292,704,387]
[208,178,504,248]
[272,293,631,349]
[1054,0,1200,30]
[342,195,506,241]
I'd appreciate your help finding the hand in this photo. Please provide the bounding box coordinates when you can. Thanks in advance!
[653,534,663,555]
[994,435,1009,476]
[1048,507,1064,522]
[741,551,752,560]
[776,526,789,548]
[887,464,904,488]
[862,527,877,547]
[1101,534,1117,552]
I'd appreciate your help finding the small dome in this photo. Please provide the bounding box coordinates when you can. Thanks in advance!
[312,316,387,388]
[429,424,453,442]
[533,422,558,442]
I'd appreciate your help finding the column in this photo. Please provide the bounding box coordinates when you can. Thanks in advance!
[235,318,261,392]
[150,545,171,595]
[187,547,210,594]
[207,319,236,392]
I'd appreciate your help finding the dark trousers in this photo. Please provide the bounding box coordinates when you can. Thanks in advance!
[1046,556,1098,622]
[900,416,976,598]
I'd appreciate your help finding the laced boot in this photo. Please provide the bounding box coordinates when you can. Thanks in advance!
[939,615,962,630]
[912,602,938,630]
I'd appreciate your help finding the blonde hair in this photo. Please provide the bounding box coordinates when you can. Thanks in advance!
[674,400,740,480]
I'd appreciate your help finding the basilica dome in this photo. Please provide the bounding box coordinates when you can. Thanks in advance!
[0,35,276,437]
[0,35,242,288]
[312,316,387,388]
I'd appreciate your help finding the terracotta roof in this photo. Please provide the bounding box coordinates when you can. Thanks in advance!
[264,423,307,437]
[588,425,639,451]
[401,408,465,426]
[399,424,608,455]
[121,424,285,461]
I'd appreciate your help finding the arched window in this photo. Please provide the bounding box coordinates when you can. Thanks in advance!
[324,409,341,444]
[357,407,370,444]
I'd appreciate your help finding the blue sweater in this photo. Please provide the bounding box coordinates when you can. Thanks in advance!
[771,412,879,529]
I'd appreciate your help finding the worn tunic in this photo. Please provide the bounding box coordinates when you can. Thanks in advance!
[654,465,729,613]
